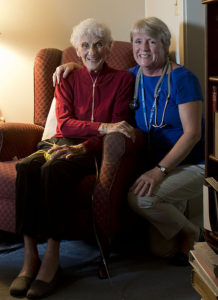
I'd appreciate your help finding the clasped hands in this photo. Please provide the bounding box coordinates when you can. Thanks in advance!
[45,144,86,161]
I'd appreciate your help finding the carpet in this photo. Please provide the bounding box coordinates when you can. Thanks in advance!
[0,239,200,300]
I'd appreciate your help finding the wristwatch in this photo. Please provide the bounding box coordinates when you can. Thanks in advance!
[156,164,168,176]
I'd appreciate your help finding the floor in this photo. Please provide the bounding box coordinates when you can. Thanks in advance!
[0,234,200,300]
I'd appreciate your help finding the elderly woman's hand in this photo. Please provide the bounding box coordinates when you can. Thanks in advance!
[98,121,135,142]
[45,144,86,161]
[130,167,165,197]
[52,62,82,86]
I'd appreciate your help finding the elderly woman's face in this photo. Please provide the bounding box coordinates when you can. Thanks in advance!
[76,34,110,72]
[132,32,167,73]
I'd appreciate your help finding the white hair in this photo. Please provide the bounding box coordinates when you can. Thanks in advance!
[70,18,113,49]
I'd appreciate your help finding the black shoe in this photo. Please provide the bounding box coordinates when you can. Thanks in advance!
[10,262,41,297]
[26,267,61,299]
[169,252,190,267]
[10,276,34,297]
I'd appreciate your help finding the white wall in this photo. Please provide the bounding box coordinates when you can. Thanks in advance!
[145,0,183,63]
[0,0,145,123]
[144,0,205,94]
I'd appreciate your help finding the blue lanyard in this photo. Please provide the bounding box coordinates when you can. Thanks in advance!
[140,74,155,132]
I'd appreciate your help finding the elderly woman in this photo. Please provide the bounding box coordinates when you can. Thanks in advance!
[9,18,135,299]
[54,17,205,266]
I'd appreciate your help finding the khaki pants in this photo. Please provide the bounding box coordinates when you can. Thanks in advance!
[128,164,204,257]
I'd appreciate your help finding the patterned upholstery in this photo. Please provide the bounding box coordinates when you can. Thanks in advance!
[0,42,145,249]
[94,130,145,237]
[61,46,78,64]
[0,123,43,161]
[105,41,136,70]
[0,123,43,232]
[0,161,17,232]
[34,49,62,127]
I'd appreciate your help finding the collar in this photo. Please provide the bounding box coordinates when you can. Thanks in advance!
[81,62,111,84]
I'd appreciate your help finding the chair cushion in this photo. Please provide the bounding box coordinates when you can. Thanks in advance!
[0,161,18,232]
[41,97,57,140]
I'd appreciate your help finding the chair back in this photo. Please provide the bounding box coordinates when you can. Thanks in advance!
[34,41,135,127]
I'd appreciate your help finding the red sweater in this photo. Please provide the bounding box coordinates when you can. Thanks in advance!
[54,63,134,152]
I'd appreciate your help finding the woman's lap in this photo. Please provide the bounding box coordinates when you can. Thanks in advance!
[128,164,204,240]
[16,137,97,238]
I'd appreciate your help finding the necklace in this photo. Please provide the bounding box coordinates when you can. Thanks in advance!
[88,72,100,122]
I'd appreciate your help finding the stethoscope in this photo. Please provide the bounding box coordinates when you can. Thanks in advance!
[129,58,172,130]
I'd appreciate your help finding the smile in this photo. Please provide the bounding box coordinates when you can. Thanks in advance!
[87,57,99,62]
[139,54,150,58]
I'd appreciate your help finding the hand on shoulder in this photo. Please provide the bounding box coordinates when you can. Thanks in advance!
[53,62,82,86]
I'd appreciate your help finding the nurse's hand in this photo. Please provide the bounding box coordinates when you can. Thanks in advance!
[52,62,81,86]
[130,167,165,197]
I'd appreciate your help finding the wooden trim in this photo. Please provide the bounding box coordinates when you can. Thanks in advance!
[202,0,218,4]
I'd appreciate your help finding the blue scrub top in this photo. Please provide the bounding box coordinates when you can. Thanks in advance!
[129,65,205,166]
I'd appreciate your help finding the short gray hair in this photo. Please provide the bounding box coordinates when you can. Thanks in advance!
[70,18,113,49]
[130,17,171,50]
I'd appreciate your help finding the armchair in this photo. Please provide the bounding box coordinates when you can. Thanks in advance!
[0,42,145,262]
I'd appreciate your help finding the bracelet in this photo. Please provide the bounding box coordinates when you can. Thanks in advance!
[156,164,168,176]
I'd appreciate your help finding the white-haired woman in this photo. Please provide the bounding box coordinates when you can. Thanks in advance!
[9,18,135,299]
[53,17,205,266]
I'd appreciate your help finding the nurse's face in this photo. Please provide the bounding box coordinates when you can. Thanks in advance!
[132,32,167,75]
